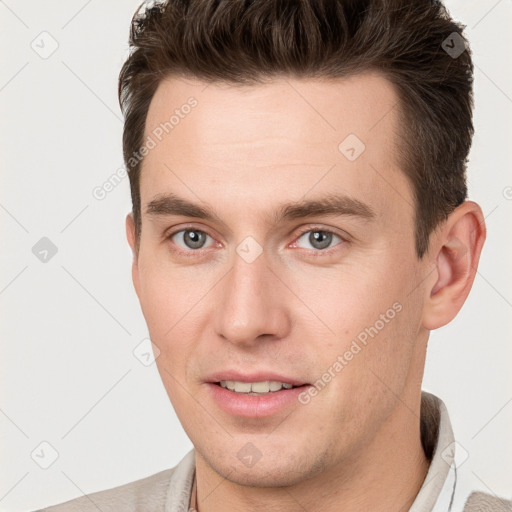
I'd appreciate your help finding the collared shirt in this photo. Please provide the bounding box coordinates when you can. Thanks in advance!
[38,392,511,511]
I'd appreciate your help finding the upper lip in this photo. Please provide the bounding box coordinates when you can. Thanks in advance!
[205,370,308,387]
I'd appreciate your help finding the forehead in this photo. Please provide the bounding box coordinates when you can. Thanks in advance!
[140,73,412,225]
[144,72,399,151]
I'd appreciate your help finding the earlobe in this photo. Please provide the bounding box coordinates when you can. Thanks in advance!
[125,213,141,299]
[422,201,486,330]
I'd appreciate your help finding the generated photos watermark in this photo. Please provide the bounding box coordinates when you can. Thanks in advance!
[298,301,403,404]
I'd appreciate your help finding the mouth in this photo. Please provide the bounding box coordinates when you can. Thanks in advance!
[206,375,311,417]
[216,380,301,395]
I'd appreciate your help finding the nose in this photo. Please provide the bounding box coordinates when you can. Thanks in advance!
[214,248,291,347]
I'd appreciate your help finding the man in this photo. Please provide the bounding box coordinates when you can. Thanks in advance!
[36,0,510,510]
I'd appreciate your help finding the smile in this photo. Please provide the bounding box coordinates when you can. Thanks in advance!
[218,380,296,394]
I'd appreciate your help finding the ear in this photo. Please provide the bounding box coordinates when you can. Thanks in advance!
[422,201,486,330]
[125,213,141,299]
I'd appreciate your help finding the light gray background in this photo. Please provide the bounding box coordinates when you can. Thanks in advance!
[1,1,511,510]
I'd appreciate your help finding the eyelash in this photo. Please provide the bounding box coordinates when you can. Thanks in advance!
[166,225,346,258]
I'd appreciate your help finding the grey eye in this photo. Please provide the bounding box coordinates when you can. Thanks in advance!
[296,230,342,251]
[172,229,211,250]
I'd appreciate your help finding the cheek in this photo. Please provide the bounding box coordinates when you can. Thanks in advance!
[137,252,194,337]
[136,263,193,386]
[136,254,220,383]
[285,260,403,342]
[293,259,420,394]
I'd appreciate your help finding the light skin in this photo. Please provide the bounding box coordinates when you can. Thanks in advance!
[126,73,485,511]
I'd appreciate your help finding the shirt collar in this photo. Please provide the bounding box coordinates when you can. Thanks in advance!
[410,391,457,512]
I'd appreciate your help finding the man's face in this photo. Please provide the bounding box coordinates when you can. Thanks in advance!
[129,73,431,486]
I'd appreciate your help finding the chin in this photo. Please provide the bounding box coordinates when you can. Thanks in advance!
[198,441,327,488]
[223,461,308,488]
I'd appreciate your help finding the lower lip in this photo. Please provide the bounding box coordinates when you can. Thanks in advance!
[206,383,310,418]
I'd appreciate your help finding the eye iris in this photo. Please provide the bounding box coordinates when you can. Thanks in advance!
[309,231,332,250]
[184,230,206,249]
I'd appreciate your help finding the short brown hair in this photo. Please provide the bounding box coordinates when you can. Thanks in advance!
[118,0,473,257]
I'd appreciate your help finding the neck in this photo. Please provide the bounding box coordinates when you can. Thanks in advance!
[194,395,430,512]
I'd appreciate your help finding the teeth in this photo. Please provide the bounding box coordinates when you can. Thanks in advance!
[219,380,295,394]
[269,381,283,391]
[232,381,251,393]
[251,381,271,393]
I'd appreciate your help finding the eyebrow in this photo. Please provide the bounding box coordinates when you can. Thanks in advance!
[145,192,375,225]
